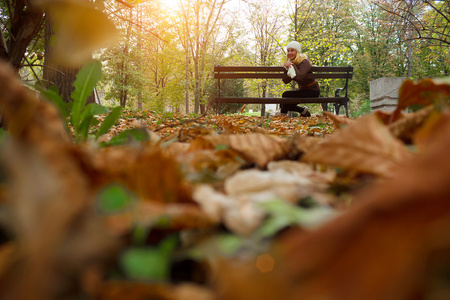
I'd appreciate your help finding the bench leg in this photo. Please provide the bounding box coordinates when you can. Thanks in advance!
[334,103,349,117]
[334,103,341,115]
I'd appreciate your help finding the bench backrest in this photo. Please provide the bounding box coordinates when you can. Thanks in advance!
[214,66,353,80]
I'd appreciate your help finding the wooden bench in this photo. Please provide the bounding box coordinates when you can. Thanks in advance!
[214,65,353,116]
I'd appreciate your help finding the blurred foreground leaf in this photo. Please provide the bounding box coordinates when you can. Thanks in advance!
[120,236,177,281]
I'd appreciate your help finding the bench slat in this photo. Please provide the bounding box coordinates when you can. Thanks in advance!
[214,73,352,79]
[219,97,347,104]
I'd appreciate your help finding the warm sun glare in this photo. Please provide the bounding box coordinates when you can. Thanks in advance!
[158,0,182,12]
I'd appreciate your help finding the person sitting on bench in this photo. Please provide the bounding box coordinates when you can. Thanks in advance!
[280,41,320,117]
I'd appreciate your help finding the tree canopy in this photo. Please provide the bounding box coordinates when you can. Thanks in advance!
[0,0,448,115]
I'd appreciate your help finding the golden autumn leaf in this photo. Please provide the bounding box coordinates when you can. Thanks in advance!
[301,114,413,177]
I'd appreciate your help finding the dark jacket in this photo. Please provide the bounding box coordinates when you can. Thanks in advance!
[282,59,320,91]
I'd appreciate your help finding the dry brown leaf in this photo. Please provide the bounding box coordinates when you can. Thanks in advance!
[102,201,216,236]
[0,243,16,277]
[284,134,323,160]
[301,114,414,177]
[229,133,288,168]
[0,60,118,300]
[218,99,450,300]
[190,133,288,168]
[193,165,325,235]
[272,106,450,300]
[76,144,193,204]
[189,135,230,151]
[397,78,450,112]
[373,109,403,125]
[96,281,215,300]
[164,142,191,158]
[413,108,450,151]
[322,111,356,128]
[388,105,433,143]
[239,104,246,114]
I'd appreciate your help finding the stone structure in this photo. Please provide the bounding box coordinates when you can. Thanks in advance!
[370,77,406,112]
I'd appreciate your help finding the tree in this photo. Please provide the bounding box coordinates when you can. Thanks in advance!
[0,1,44,70]
[245,0,286,116]
[373,0,450,78]
[373,0,450,46]
[178,0,227,114]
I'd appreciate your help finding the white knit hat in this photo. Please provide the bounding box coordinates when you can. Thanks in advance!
[286,41,301,53]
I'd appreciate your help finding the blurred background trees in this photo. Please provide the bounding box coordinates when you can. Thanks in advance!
[0,0,448,116]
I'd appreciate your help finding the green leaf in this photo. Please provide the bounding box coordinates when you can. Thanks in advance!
[215,144,228,151]
[78,116,93,142]
[97,106,122,138]
[80,103,109,121]
[255,199,335,239]
[96,183,135,214]
[100,128,150,147]
[121,247,168,280]
[217,234,243,256]
[71,60,102,129]
[40,85,70,119]
[77,104,108,141]
[120,235,177,280]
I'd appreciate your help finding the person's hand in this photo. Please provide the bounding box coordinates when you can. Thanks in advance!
[284,61,293,70]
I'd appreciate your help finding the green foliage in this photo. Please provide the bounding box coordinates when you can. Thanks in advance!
[42,60,122,143]
[100,128,150,147]
[96,183,135,214]
[71,60,103,128]
[120,235,178,281]
[255,199,334,239]
[208,77,247,114]
[350,98,372,117]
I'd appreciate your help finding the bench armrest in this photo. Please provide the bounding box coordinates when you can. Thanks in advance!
[335,87,345,97]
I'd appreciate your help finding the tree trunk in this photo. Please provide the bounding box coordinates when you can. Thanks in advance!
[185,38,190,114]
[5,1,44,70]
[0,31,8,64]
[43,15,95,104]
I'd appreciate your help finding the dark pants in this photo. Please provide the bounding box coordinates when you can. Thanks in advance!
[280,89,322,113]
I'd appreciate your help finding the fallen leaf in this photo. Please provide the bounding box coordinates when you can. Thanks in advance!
[0,60,118,300]
[302,114,414,177]
[397,78,450,112]
[388,105,433,143]
[273,108,450,300]
[322,111,355,128]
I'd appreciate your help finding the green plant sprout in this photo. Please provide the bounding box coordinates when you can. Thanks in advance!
[40,60,122,143]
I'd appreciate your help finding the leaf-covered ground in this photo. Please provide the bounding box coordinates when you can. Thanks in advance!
[1,58,450,300]
[101,110,335,142]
